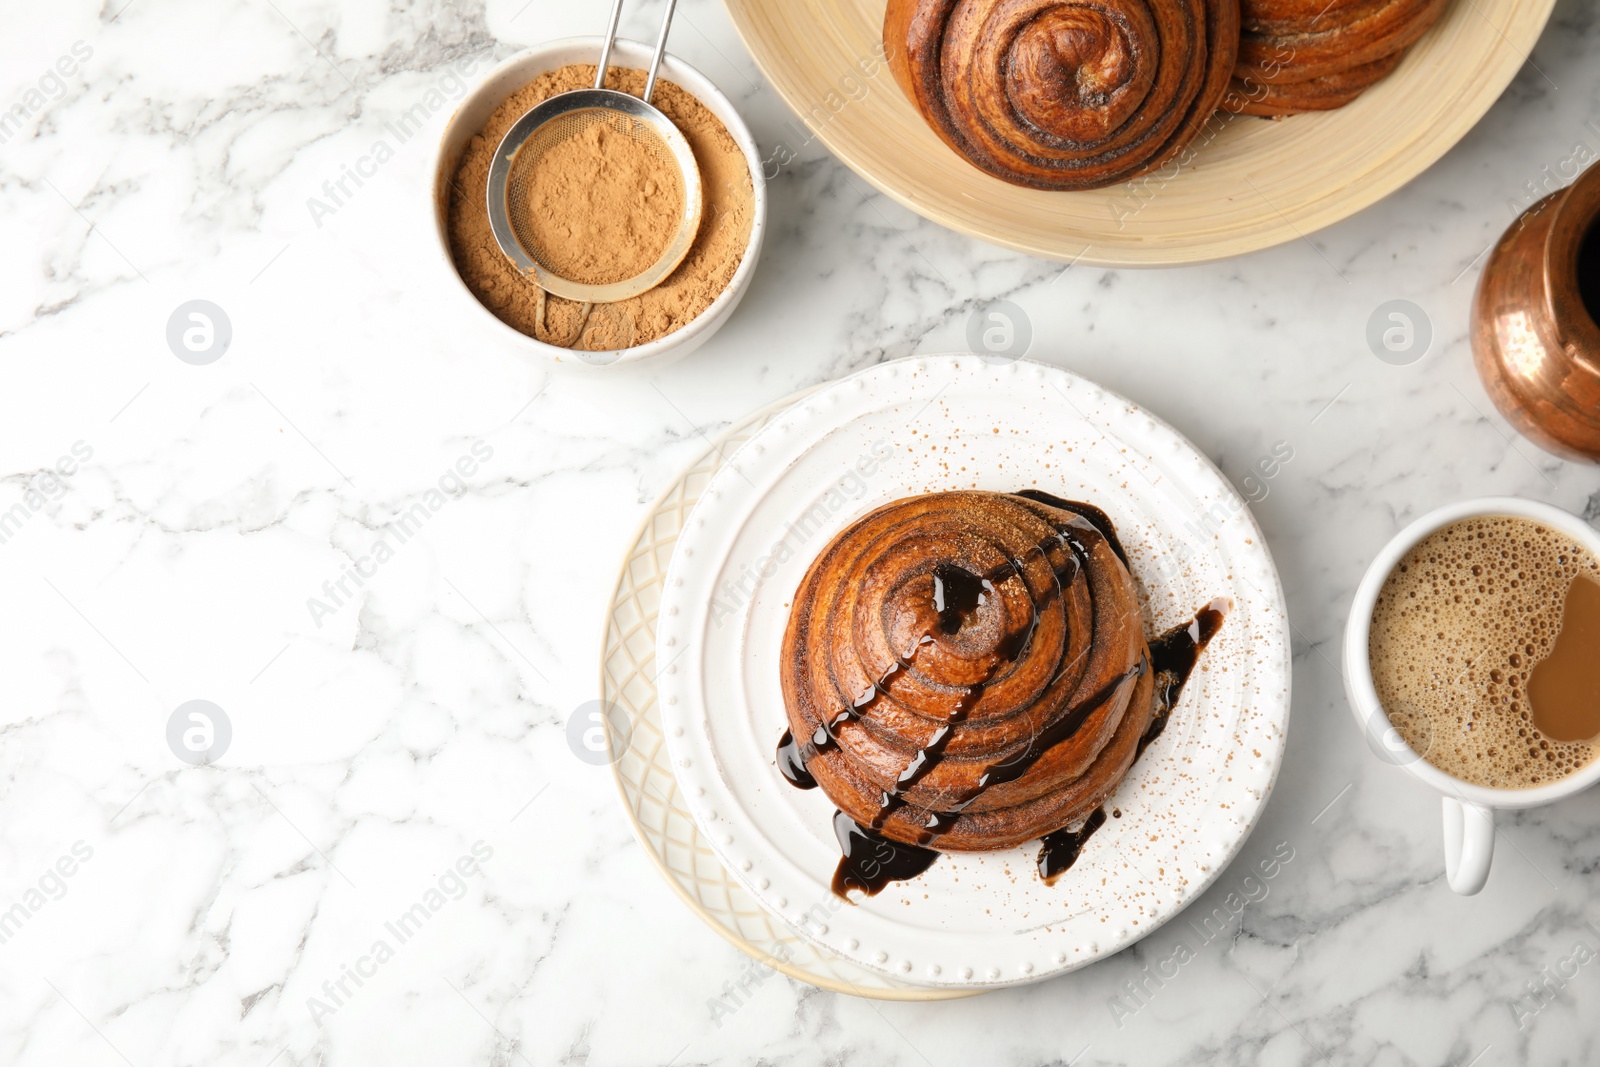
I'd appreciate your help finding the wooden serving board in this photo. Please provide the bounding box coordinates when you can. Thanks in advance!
[722,0,1555,265]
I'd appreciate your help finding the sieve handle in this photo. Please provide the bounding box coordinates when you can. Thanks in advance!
[643,0,679,103]
[594,0,626,90]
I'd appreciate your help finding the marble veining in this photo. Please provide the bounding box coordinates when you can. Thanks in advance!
[1,0,1599,1064]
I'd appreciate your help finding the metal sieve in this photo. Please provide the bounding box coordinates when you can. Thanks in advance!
[486,0,701,304]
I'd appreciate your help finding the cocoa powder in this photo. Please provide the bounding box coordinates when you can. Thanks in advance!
[519,120,683,286]
[446,65,754,352]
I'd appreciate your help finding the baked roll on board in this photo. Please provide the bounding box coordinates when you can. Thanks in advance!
[1227,0,1449,115]
[883,0,1240,189]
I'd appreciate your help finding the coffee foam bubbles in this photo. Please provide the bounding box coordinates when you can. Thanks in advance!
[1369,516,1600,789]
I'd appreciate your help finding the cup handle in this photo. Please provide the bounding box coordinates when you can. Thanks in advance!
[1441,796,1494,895]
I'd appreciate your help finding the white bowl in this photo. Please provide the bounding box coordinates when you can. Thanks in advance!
[431,37,766,367]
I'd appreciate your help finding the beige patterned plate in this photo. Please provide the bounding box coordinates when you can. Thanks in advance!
[722,0,1556,266]
[601,387,973,999]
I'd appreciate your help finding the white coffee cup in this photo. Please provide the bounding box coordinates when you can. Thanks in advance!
[1343,496,1600,895]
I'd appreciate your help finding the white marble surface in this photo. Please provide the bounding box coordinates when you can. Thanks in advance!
[1,0,1598,1064]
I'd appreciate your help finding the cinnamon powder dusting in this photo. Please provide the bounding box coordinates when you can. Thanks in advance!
[446,64,754,352]
[519,121,683,286]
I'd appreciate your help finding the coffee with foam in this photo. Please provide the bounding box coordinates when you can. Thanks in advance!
[1369,516,1600,789]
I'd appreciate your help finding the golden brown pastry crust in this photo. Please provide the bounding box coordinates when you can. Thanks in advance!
[1228,0,1448,115]
[779,491,1153,851]
[1225,49,1403,115]
[885,0,1240,190]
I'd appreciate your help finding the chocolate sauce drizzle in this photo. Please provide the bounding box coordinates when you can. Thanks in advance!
[1137,597,1230,761]
[855,508,1104,840]
[776,728,817,789]
[830,810,940,898]
[933,562,992,635]
[1038,806,1108,885]
[1013,490,1130,567]
[777,494,1227,900]
[1032,601,1229,883]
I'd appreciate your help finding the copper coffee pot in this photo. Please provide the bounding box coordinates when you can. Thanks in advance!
[1472,161,1600,463]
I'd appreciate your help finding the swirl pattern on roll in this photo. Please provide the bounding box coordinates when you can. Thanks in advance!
[885,0,1240,190]
[779,490,1153,852]
[1226,0,1448,115]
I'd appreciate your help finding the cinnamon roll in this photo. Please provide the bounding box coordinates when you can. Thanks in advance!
[780,489,1150,851]
[884,0,1240,190]
[1226,0,1448,115]
[777,490,1229,897]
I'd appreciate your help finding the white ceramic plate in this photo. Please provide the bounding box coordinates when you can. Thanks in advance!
[656,356,1291,989]
[602,388,974,999]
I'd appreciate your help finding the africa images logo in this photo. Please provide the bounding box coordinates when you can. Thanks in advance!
[709,439,894,627]
[305,840,494,1024]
